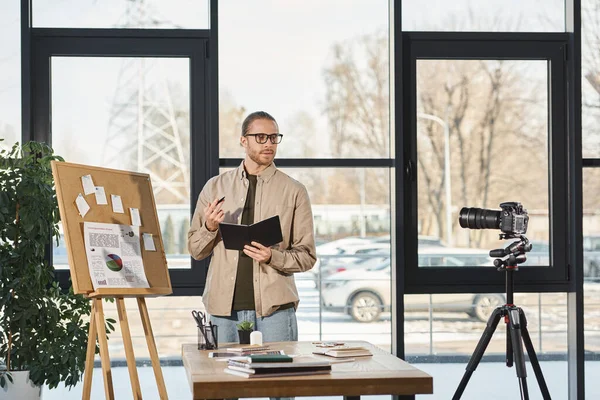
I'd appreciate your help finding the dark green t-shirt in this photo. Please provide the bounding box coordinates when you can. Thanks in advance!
[232,174,257,311]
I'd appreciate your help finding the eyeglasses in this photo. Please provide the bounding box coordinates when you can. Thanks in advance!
[244,133,283,144]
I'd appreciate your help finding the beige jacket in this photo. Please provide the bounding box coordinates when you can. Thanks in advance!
[187,162,317,317]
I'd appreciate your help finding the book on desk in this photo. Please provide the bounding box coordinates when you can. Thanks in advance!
[224,359,332,379]
[312,346,373,358]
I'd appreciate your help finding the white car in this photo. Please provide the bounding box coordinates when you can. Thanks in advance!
[321,251,503,323]
[309,242,390,287]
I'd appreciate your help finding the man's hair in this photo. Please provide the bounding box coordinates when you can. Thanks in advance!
[241,111,278,136]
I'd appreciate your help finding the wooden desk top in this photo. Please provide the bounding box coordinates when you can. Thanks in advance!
[182,341,433,399]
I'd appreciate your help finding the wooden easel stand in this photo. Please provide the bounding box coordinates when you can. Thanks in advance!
[82,297,168,400]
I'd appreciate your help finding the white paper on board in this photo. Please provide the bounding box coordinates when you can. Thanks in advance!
[75,193,90,217]
[81,174,95,195]
[142,233,156,251]
[94,186,108,205]
[130,208,142,226]
[111,194,124,213]
[83,222,150,289]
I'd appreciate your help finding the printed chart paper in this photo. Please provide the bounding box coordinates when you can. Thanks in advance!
[83,222,149,289]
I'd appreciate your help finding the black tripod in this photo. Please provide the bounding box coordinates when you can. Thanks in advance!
[452,235,551,400]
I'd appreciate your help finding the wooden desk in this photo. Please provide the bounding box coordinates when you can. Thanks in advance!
[182,341,433,399]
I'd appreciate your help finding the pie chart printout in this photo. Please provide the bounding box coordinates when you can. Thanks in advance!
[106,254,123,272]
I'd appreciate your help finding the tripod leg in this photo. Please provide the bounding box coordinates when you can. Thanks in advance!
[506,316,513,367]
[452,307,503,400]
[518,309,552,400]
[507,307,529,400]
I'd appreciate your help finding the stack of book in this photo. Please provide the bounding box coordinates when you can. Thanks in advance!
[225,344,272,356]
[224,354,332,378]
[312,346,373,358]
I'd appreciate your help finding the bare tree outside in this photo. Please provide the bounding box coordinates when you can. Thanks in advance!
[582,0,600,153]
[219,89,246,158]
[323,29,389,159]
[581,1,600,217]
[417,59,548,248]
[322,30,390,208]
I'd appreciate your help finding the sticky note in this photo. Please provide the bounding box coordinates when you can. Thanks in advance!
[81,175,95,195]
[75,193,90,217]
[111,194,124,213]
[143,233,156,251]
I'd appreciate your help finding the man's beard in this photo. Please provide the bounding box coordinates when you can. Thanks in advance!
[248,149,274,166]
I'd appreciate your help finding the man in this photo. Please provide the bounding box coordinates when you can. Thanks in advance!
[188,111,317,344]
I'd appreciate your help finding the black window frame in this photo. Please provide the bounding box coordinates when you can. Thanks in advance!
[401,33,571,294]
[27,28,215,295]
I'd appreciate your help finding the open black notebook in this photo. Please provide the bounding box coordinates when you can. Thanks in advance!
[218,215,283,251]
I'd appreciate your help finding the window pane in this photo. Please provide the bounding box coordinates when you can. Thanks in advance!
[219,0,390,158]
[416,60,549,267]
[0,1,21,150]
[33,0,209,29]
[407,293,568,398]
[402,0,564,32]
[281,168,391,348]
[583,168,600,396]
[216,167,392,348]
[51,57,191,270]
[582,0,600,158]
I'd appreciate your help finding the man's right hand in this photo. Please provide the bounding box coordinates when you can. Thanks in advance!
[204,197,225,232]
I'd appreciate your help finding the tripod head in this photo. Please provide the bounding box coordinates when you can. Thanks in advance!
[489,235,532,270]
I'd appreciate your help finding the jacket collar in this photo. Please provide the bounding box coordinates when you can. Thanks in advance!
[237,161,277,183]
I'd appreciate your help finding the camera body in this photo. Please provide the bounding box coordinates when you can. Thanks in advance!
[497,202,528,235]
[458,201,529,236]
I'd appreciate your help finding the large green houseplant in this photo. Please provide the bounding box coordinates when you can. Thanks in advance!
[0,141,115,391]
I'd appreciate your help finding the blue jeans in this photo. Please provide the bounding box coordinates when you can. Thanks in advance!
[210,308,298,344]
[210,308,298,400]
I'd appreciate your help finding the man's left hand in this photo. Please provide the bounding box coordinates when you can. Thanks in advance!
[243,241,272,263]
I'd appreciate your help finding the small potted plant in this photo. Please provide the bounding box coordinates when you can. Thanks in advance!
[236,321,254,345]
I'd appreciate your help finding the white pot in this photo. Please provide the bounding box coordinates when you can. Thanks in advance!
[0,371,41,400]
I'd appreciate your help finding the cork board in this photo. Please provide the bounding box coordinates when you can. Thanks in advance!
[51,161,172,297]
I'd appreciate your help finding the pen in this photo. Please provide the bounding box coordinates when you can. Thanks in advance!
[217,196,225,204]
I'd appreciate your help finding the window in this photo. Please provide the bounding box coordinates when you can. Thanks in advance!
[218,0,390,159]
[32,0,210,29]
[404,36,569,289]
[416,59,550,267]
[0,1,21,150]
[51,57,192,270]
[402,0,565,32]
[582,0,600,158]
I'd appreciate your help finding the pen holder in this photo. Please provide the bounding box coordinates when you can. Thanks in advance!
[198,324,218,350]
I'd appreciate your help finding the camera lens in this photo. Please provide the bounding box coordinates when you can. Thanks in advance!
[458,207,501,230]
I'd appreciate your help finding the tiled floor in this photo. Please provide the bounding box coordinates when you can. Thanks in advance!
[40,361,600,399]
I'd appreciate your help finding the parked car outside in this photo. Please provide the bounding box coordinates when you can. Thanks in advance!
[319,256,390,281]
[306,235,448,287]
[321,253,504,323]
[309,241,390,287]
[583,235,600,278]
[514,238,600,278]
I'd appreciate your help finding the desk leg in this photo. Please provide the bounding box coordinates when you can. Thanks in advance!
[94,298,115,400]
[82,300,97,400]
[344,396,361,400]
[117,297,142,399]
[138,297,169,400]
